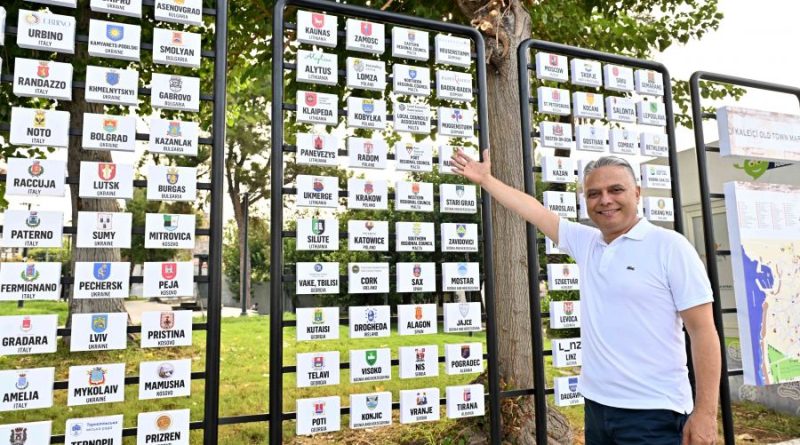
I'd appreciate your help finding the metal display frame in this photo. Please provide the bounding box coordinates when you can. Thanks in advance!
[688,71,800,445]
[271,0,499,443]
[517,39,683,444]
[0,1,228,444]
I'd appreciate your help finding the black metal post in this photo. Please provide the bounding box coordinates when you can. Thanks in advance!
[203,0,229,443]
[241,192,250,317]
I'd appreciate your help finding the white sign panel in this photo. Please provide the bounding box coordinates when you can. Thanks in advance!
[349,348,391,383]
[399,388,440,424]
[296,307,339,341]
[436,70,472,102]
[349,392,392,429]
[640,132,668,157]
[151,73,200,112]
[603,64,634,92]
[1,210,63,248]
[136,409,190,445]
[296,90,338,125]
[537,87,571,115]
[17,10,75,54]
[399,345,439,379]
[348,137,387,169]
[296,262,339,295]
[79,162,134,199]
[140,310,193,348]
[65,415,123,445]
[154,0,203,26]
[570,59,602,87]
[535,52,568,82]
[348,306,390,339]
[0,368,54,412]
[442,262,480,291]
[346,19,384,54]
[575,125,608,152]
[5,158,65,197]
[296,10,337,48]
[296,175,339,208]
[88,20,141,61]
[438,107,474,137]
[0,314,58,355]
[0,7,4,46]
[547,264,580,291]
[441,223,478,252]
[91,0,142,17]
[605,96,637,123]
[348,262,389,294]
[541,156,575,184]
[348,178,388,210]
[552,338,582,367]
[85,66,139,106]
[393,64,431,96]
[439,145,478,175]
[395,181,434,212]
[392,27,429,60]
[296,396,341,436]
[550,301,581,329]
[347,97,386,129]
[643,197,674,222]
[296,50,337,86]
[572,92,604,119]
[440,184,477,214]
[297,217,338,251]
[347,220,388,251]
[153,28,201,68]
[396,221,435,252]
[82,114,137,152]
[67,362,126,406]
[637,101,667,126]
[76,211,132,248]
[554,376,584,406]
[393,102,431,134]
[396,262,436,293]
[139,359,191,400]
[1,422,52,445]
[397,303,437,335]
[634,69,664,96]
[70,313,127,352]
[142,262,194,298]
[73,262,130,299]
[9,107,70,148]
[296,351,340,388]
[297,133,338,167]
[609,129,639,155]
[346,57,386,91]
[641,164,672,189]
[395,142,433,172]
[13,58,73,100]
[149,119,199,156]
[147,166,197,202]
[539,122,573,150]
[0,262,61,301]
[443,302,481,333]
[717,106,800,162]
[446,384,485,419]
[434,34,471,67]
[445,343,483,375]
[546,236,565,255]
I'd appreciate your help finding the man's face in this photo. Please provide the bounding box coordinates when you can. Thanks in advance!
[584,165,641,241]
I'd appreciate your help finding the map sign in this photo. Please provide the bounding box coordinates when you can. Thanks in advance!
[724,181,800,385]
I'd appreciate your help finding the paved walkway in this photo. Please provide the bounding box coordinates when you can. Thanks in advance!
[124,300,256,323]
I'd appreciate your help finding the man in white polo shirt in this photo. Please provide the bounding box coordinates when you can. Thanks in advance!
[450,151,720,445]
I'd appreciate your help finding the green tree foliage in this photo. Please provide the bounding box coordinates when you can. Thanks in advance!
[222,216,270,299]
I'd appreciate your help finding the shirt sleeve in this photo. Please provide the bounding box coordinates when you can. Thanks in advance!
[557,218,599,265]
[666,234,714,311]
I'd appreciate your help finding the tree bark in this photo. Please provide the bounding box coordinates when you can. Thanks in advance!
[455,1,573,443]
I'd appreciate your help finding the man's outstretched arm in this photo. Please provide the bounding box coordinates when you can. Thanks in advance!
[681,303,721,445]
[450,149,561,243]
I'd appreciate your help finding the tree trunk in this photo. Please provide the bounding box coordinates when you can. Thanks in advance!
[455,1,573,443]
[66,0,126,322]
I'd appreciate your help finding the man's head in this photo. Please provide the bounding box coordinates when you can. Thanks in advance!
[583,156,641,242]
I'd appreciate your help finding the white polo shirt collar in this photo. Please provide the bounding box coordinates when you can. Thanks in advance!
[601,217,652,246]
